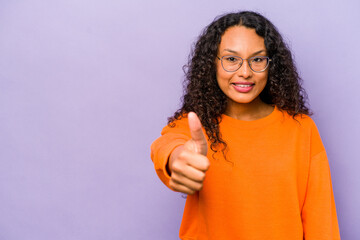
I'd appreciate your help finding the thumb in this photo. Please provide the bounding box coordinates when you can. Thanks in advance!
[188,112,208,155]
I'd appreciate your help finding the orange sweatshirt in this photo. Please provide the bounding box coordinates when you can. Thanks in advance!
[151,106,341,240]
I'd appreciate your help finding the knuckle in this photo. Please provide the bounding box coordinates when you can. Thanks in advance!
[171,162,182,172]
[199,172,206,181]
[203,159,210,170]
[187,144,198,154]
[188,189,195,195]
[173,175,184,185]
[169,180,180,192]
[177,151,190,164]
[200,142,208,150]
[171,174,178,182]
[171,174,182,184]
[169,180,176,189]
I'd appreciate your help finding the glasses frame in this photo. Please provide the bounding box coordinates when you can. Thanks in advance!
[216,55,272,73]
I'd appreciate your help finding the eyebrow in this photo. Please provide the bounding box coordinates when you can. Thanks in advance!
[223,49,266,56]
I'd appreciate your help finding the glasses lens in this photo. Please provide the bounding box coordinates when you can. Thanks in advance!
[250,57,269,72]
[222,56,242,72]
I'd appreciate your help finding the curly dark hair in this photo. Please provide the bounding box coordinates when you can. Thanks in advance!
[168,11,311,153]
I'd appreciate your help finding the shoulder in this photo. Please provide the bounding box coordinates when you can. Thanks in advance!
[279,109,325,156]
[278,108,318,130]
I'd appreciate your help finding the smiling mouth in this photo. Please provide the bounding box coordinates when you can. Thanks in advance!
[232,83,255,87]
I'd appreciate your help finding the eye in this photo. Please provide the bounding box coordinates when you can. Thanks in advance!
[224,56,240,63]
[252,57,265,63]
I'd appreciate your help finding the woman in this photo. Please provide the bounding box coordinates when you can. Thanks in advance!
[151,11,341,239]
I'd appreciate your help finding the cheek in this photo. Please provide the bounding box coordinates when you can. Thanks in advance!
[216,72,233,91]
[215,63,223,79]
[216,65,226,86]
[258,72,269,86]
[216,64,233,82]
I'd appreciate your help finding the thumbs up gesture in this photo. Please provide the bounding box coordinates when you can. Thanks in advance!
[168,112,210,195]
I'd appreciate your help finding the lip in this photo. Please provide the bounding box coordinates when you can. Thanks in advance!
[231,82,255,93]
[232,81,254,85]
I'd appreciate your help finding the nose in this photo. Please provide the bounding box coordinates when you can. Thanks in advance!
[236,59,252,78]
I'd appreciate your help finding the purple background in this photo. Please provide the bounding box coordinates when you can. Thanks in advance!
[0,1,359,239]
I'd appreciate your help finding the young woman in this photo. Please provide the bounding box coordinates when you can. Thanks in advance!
[151,11,341,240]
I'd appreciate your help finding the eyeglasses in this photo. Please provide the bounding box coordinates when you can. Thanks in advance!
[216,55,271,73]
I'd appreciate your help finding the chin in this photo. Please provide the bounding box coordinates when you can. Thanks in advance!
[228,97,258,105]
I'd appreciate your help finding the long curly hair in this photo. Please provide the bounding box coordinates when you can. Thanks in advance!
[168,11,311,153]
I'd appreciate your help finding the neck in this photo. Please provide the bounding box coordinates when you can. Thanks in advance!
[224,97,274,121]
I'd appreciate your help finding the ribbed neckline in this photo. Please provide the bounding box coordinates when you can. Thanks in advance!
[220,105,284,129]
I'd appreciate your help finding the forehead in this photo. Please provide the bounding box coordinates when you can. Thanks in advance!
[219,26,265,54]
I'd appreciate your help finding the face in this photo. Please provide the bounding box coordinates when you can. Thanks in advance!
[216,26,269,110]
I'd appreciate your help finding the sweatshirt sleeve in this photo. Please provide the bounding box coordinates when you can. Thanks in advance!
[150,117,191,190]
[301,121,341,239]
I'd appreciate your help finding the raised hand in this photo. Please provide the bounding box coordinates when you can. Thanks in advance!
[168,112,210,195]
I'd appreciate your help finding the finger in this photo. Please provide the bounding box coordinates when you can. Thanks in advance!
[169,180,196,195]
[172,162,207,182]
[171,174,203,192]
[188,112,206,143]
[177,150,210,172]
[188,112,208,155]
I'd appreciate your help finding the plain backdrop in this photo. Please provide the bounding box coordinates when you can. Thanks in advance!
[0,0,359,239]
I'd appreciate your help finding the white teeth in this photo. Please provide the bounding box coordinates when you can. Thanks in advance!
[235,84,253,87]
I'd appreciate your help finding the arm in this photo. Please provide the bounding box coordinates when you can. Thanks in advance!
[301,150,341,239]
[301,121,341,239]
